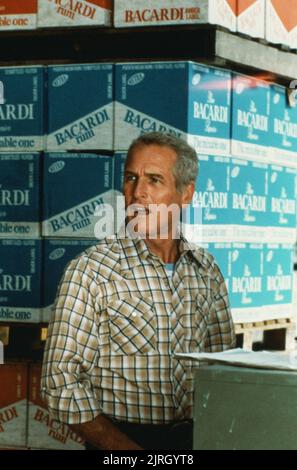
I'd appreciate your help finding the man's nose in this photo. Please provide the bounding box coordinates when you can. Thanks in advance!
[133,179,148,199]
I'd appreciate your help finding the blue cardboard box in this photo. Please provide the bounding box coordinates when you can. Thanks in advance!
[229,158,269,242]
[270,84,297,166]
[231,73,271,160]
[47,63,113,151]
[0,153,40,238]
[115,61,231,155]
[43,153,114,238]
[268,164,297,244]
[0,238,42,323]
[0,66,45,151]
[42,238,97,323]
[263,244,294,309]
[230,242,264,320]
[183,154,232,243]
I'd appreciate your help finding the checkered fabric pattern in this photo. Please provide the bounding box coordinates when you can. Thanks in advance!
[41,233,236,425]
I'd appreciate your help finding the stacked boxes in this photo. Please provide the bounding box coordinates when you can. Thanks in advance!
[0,153,41,238]
[237,0,265,38]
[0,363,28,448]
[115,61,232,155]
[0,239,42,323]
[0,0,37,31]
[27,364,85,449]
[42,239,97,322]
[47,63,113,151]
[0,66,45,152]
[42,153,114,238]
[37,0,112,28]
[231,73,271,161]
[113,0,237,30]
[270,84,297,166]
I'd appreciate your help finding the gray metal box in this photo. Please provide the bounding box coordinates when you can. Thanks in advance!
[193,365,297,450]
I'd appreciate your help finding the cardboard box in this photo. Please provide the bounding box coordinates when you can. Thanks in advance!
[27,363,85,449]
[37,0,111,28]
[237,0,265,38]
[0,66,45,152]
[42,153,114,238]
[47,63,113,151]
[0,363,28,448]
[42,238,97,322]
[0,153,41,238]
[265,0,294,48]
[183,154,232,243]
[231,73,271,161]
[0,239,42,323]
[229,158,269,242]
[268,164,297,243]
[270,84,297,166]
[0,0,37,30]
[263,243,294,308]
[230,242,264,314]
[114,0,236,30]
[115,61,232,155]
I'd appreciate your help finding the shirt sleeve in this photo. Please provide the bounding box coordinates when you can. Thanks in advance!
[204,260,237,352]
[40,256,102,424]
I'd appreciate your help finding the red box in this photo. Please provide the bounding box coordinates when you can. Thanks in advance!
[0,363,28,448]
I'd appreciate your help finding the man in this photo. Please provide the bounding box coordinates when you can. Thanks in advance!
[41,132,236,450]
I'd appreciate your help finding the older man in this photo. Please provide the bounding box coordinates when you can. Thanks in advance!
[41,132,236,450]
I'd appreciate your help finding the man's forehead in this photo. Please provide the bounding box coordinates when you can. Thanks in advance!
[126,144,177,168]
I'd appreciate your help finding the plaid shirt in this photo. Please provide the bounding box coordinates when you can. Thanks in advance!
[41,233,236,425]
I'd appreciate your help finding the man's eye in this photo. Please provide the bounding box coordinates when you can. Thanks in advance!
[150,177,160,183]
[125,175,136,182]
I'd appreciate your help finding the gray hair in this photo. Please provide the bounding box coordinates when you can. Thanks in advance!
[126,132,199,193]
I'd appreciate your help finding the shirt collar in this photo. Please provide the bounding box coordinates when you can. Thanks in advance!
[113,229,209,270]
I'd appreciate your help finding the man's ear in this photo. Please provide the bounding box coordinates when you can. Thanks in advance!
[182,182,195,206]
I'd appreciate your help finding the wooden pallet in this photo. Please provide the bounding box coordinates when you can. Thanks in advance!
[235,318,296,351]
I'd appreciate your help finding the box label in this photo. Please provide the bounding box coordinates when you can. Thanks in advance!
[231,74,271,160]
[0,66,45,151]
[0,153,40,238]
[114,0,236,30]
[0,239,42,323]
[0,0,37,30]
[38,0,111,27]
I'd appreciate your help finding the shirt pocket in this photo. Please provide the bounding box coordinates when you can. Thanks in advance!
[107,296,157,355]
[183,293,210,351]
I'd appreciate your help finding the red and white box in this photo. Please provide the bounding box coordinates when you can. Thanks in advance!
[37,0,112,28]
[237,0,265,38]
[27,364,85,450]
[0,363,28,448]
[0,0,37,30]
[265,0,296,48]
[113,0,237,31]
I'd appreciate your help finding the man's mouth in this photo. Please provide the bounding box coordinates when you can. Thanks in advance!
[128,204,150,216]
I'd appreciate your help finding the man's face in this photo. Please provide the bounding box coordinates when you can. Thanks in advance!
[123,144,194,239]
